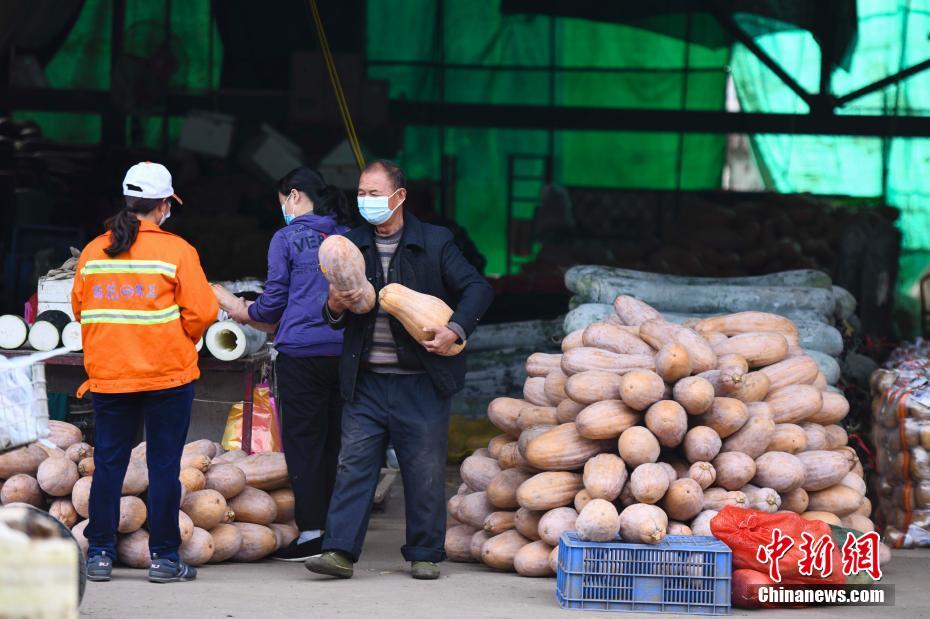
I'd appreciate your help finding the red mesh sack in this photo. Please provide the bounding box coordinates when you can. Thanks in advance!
[711,506,845,585]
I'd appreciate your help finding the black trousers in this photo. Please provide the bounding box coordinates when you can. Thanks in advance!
[274,353,343,532]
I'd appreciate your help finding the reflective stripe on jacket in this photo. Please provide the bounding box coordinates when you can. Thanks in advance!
[71,220,219,396]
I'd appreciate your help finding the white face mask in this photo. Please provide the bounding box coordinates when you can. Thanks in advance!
[358,189,402,225]
[158,206,171,226]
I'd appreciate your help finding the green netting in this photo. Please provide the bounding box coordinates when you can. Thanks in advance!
[367,2,729,275]
[16,0,222,146]
[731,0,930,333]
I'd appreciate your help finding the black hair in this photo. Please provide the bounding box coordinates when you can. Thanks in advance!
[362,159,406,190]
[104,196,167,257]
[277,166,352,226]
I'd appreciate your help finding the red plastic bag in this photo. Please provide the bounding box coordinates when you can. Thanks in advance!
[732,569,809,609]
[711,507,845,585]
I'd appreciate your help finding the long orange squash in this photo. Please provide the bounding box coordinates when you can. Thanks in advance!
[378,283,465,356]
[318,235,376,314]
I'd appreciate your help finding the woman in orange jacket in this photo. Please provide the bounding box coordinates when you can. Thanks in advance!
[72,162,218,584]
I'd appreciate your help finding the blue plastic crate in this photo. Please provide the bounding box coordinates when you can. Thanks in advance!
[556,532,731,615]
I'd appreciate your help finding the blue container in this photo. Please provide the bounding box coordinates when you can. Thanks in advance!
[556,532,732,615]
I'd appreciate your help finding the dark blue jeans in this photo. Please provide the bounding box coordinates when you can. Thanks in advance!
[86,383,194,563]
[323,372,450,563]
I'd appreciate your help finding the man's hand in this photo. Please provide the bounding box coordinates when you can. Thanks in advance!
[422,325,460,355]
[328,288,367,315]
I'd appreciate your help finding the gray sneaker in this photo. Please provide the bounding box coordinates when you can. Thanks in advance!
[87,553,113,582]
[148,555,197,583]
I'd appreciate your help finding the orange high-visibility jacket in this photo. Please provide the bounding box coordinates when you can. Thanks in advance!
[71,220,219,397]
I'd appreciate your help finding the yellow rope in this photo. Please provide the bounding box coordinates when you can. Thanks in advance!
[308,0,366,171]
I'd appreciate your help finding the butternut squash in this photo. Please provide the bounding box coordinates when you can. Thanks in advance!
[583,322,654,355]
[49,499,78,528]
[712,332,789,368]
[37,455,79,497]
[700,397,749,439]
[47,420,83,450]
[461,455,502,492]
[235,452,289,491]
[556,399,586,424]
[672,376,716,415]
[694,312,797,337]
[470,531,493,560]
[753,452,806,492]
[228,486,277,525]
[118,495,147,534]
[780,488,809,514]
[178,510,195,544]
[561,347,654,376]
[823,425,849,450]
[514,540,555,577]
[662,478,704,521]
[657,462,678,485]
[526,353,562,378]
[182,489,231,530]
[620,370,666,411]
[71,520,89,557]
[717,354,750,374]
[538,507,579,546]
[759,356,819,390]
[702,488,748,510]
[481,530,530,571]
[458,492,497,529]
[525,423,608,471]
[712,452,757,491]
[800,423,829,452]
[613,295,662,326]
[180,526,215,566]
[655,342,692,382]
[212,449,248,465]
[488,434,511,459]
[445,525,479,562]
[71,476,91,517]
[518,425,555,460]
[561,328,585,352]
[742,485,782,513]
[618,503,667,544]
[65,442,93,463]
[517,472,583,511]
[319,235,376,313]
[801,511,842,526]
[812,373,828,390]
[576,499,620,542]
[565,370,624,404]
[839,472,867,496]
[498,442,532,470]
[583,454,627,501]
[514,508,543,541]
[689,462,717,490]
[574,489,593,512]
[269,488,295,524]
[668,522,693,536]
[78,457,95,477]
[544,369,569,404]
[232,523,277,561]
[806,485,863,517]
[765,385,823,424]
[447,495,464,521]
[728,372,770,403]
[516,406,559,431]
[118,529,151,569]
[806,392,850,425]
[0,443,48,479]
[618,427,661,467]
[180,453,212,473]
[721,404,774,458]
[209,523,243,563]
[769,424,808,454]
[122,460,148,496]
[204,464,248,500]
[841,514,875,533]
[630,463,670,504]
[487,469,534,509]
[638,320,716,374]
[484,511,517,535]
[523,376,551,406]
[179,467,206,493]
[548,545,560,574]
[575,400,640,440]
[683,427,721,464]
[1,474,42,507]
[378,283,464,355]
[487,398,526,437]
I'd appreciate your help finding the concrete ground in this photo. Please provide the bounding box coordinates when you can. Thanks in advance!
[80,480,930,619]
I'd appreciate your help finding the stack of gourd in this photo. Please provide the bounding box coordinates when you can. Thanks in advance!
[0,421,294,567]
[445,297,870,577]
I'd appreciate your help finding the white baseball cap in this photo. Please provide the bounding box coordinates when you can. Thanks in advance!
[122,161,184,204]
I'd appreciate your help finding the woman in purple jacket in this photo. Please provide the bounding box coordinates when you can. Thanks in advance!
[231,167,351,560]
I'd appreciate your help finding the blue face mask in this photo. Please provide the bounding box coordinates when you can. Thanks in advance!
[358,189,402,225]
[281,193,295,225]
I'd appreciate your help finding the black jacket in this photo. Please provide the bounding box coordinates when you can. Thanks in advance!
[326,213,494,400]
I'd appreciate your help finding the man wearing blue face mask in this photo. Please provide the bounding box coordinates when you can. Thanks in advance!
[307,160,494,581]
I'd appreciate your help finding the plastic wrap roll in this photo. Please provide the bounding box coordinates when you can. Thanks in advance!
[205,321,266,361]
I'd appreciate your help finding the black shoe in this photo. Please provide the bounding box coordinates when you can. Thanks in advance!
[148,555,197,583]
[271,537,324,562]
[87,553,113,582]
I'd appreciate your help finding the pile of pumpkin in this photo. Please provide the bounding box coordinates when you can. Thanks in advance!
[0,421,294,567]
[445,298,872,576]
